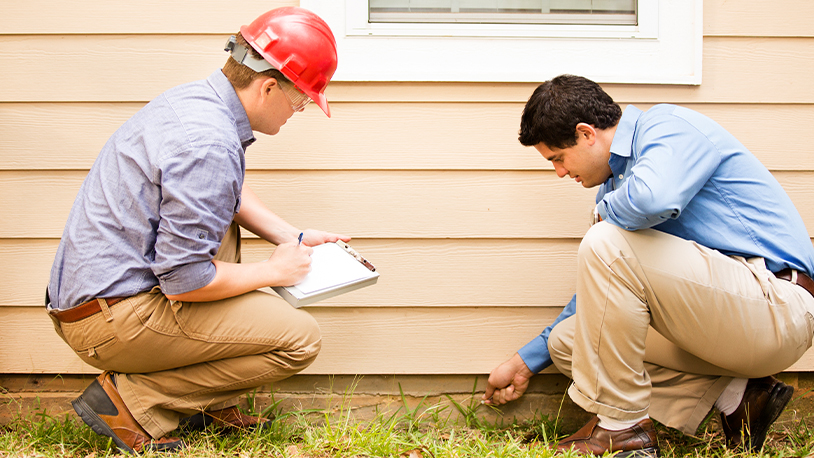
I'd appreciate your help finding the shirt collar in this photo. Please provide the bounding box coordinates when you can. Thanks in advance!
[207,70,256,149]
[607,105,642,176]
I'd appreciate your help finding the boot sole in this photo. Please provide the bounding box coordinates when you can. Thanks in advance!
[747,382,794,451]
[72,395,136,454]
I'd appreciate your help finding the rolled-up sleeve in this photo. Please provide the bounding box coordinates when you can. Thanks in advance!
[152,143,243,295]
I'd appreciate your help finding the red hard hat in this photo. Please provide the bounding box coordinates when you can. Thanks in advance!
[240,7,338,117]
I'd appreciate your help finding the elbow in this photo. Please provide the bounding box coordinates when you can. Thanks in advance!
[627,195,681,225]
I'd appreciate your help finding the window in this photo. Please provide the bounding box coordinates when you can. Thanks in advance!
[301,0,702,84]
[369,0,638,25]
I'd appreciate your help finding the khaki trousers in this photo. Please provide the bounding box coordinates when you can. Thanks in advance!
[548,222,814,435]
[51,223,322,438]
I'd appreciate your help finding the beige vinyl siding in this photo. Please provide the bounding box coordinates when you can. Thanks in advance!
[3,37,814,103]
[4,103,814,171]
[2,0,814,375]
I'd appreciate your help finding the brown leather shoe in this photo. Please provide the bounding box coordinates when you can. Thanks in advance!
[72,372,184,454]
[557,416,660,458]
[181,406,271,431]
[721,376,793,451]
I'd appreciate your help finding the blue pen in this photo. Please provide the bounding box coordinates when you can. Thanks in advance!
[297,232,303,245]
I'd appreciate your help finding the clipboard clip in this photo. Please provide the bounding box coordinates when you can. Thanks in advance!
[335,241,376,272]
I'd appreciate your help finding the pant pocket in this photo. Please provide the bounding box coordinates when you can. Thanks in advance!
[130,292,185,337]
[58,313,122,365]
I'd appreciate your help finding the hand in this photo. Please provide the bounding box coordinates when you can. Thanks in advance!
[266,241,313,286]
[299,229,351,247]
[482,353,535,406]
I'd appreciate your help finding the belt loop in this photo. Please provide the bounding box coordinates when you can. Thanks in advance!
[98,298,114,322]
[792,270,799,285]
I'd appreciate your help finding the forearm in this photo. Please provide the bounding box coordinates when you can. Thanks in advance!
[234,184,300,245]
[165,260,280,302]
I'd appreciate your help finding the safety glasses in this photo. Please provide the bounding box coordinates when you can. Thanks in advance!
[279,80,312,112]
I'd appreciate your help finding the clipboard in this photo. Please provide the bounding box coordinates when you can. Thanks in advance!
[272,241,379,307]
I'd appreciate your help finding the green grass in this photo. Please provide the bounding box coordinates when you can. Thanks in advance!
[1,389,812,458]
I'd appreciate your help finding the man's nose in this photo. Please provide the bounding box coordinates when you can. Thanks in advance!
[553,162,569,178]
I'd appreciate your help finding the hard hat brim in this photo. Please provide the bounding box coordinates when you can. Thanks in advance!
[314,92,331,118]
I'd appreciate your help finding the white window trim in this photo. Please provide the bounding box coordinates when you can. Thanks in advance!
[302,0,702,85]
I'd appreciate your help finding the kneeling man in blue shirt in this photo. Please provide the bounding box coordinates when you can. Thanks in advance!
[483,75,814,457]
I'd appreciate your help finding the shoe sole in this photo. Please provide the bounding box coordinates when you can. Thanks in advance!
[747,382,794,451]
[73,395,184,454]
[72,395,136,454]
[612,446,661,458]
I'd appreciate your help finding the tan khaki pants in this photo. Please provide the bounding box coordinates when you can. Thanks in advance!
[51,223,322,438]
[548,222,814,434]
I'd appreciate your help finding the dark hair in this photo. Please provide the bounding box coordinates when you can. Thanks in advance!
[518,74,622,149]
[222,32,288,90]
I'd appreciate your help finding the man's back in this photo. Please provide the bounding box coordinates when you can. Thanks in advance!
[49,71,253,310]
[599,104,814,276]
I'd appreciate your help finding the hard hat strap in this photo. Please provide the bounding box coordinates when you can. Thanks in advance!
[224,36,275,73]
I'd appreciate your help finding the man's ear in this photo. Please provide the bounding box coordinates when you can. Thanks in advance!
[259,77,279,98]
[575,123,598,145]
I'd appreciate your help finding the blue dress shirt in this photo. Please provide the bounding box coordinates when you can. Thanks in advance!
[49,70,255,310]
[518,104,814,373]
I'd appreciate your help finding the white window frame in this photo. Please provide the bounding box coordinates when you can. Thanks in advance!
[301,0,703,85]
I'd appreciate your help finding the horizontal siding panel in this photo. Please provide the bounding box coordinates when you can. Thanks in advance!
[0,102,536,171]
[9,235,814,309]
[0,1,296,35]
[4,170,814,239]
[3,103,814,171]
[2,37,814,103]
[3,0,809,38]
[1,239,579,308]
[705,0,814,37]
[1,305,560,374]
[0,170,599,239]
[6,305,814,374]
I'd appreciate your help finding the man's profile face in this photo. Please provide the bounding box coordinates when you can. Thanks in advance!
[534,133,612,188]
[253,78,296,136]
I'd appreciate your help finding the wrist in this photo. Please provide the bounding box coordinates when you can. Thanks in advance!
[512,353,534,377]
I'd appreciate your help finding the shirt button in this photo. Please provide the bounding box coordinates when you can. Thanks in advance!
[618,174,624,180]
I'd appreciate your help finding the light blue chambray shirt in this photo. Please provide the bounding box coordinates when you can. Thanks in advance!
[518,104,814,373]
[48,70,255,310]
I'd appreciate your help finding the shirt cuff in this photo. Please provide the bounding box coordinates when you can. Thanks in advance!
[157,260,216,295]
[518,336,553,374]
[596,201,609,223]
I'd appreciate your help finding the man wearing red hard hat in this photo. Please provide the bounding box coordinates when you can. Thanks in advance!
[47,7,344,453]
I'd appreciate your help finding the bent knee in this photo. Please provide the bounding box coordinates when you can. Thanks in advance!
[287,311,322,365]
[548,325,572,363]
[578,221,625,259]
[548,320,575,377]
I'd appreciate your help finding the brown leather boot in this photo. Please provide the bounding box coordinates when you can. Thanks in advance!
[721,376,794,451]
[181,406,271,431]
[71,372,184,454]
[557,416,660,457]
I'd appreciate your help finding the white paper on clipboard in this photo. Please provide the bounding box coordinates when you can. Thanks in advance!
[272,241,379,307]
